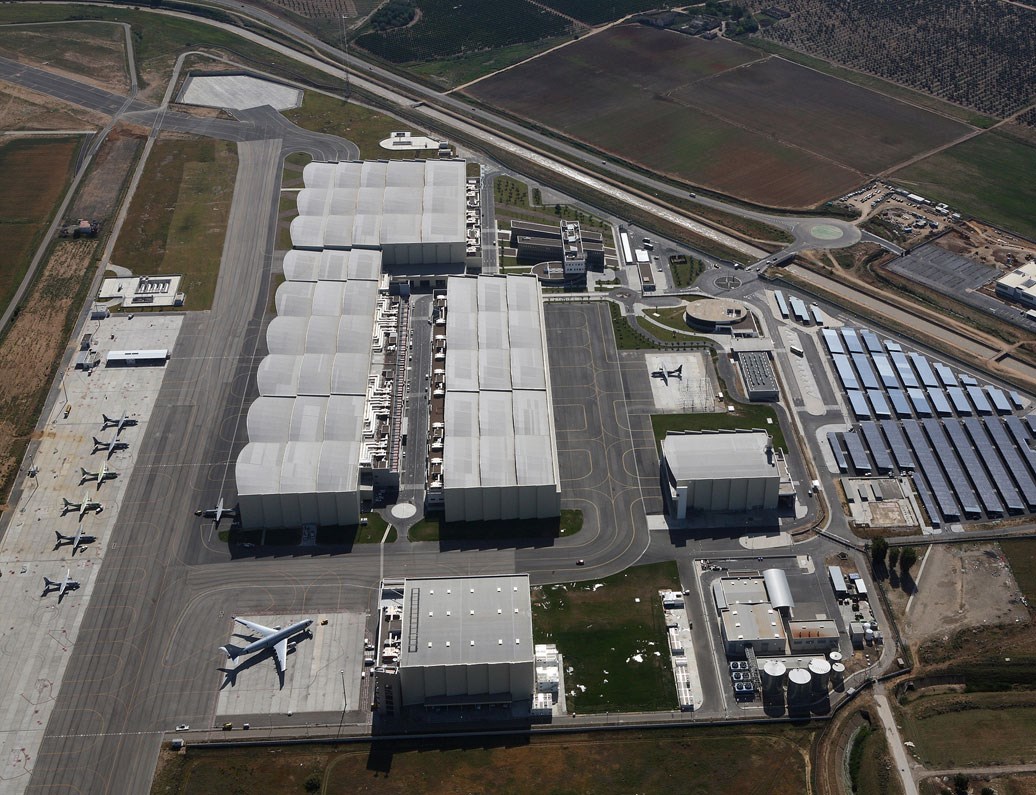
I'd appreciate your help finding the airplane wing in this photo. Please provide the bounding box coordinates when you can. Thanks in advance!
[234,617,276,637]
[274,638,288,672]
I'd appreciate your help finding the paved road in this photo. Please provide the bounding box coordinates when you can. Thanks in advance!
[874,682,920,795]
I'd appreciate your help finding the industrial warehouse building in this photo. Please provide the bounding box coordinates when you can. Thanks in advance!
[661,430,791,517]
[435,275,561,522]
[291,160,467,268]
[714,570,795,657]
[996,261,1036,308]
[373,575,535,715]
[509,219,605,277]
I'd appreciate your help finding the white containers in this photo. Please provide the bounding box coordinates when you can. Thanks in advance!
[831,662,846,688]
[829,650,843,663]
[787,667,812,701]
[761,660,788,696]
[809,658,832,691]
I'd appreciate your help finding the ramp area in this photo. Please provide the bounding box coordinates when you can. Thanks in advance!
[180,74,302,111]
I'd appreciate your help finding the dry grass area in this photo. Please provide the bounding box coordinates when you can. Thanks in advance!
[922,773,1036,795]
[0,84,107,132]
[890,543,1029,654]
[152,727,815,795]
[68,127,145,222]
[0,239,96,503]
[0,20,130,93]
[111,137,237,310]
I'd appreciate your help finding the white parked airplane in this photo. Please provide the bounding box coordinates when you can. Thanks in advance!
[101,411,137,436]
[196,497,238,526]
[80,461,117,488]
[61,492,102,521]
[42,569,80,601]
[92,435,128,457]
[55,526,94,555]
[220,617,314,680]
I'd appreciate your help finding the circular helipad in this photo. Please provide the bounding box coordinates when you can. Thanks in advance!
[808,223,846,241]
[714,275,742,290]
[390,502,418,520]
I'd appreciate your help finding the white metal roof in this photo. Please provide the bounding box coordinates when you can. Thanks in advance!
[662,430,777,482]
[282,249,382,282]
[236,441,360,496]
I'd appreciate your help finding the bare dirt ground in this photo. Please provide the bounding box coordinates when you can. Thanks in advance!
[937,221,1036,269]
[890,543,1029,653]
[0,83,107,131]
[0,239,95,504]
[68,126,145,222]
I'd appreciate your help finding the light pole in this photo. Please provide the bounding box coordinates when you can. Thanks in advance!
[337,669,347,737]
[340,16,351,99]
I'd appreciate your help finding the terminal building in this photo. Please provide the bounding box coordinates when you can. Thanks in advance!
[428,275,562,522]
[660,430,792,517]
[509,219,604,278]
[372,575,535,716]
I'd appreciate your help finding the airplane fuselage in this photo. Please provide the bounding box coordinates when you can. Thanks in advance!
[237,619,313,658]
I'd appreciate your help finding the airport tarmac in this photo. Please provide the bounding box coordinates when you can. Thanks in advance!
[215,612,366,717]
[644,351,717,412]
[180,74,302,111]
[0,313,182,793]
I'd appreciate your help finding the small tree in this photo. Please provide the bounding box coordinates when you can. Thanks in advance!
[900,546,918,576]
[888,547,901,569]
[953,772,969,794]
[871,536,889,568]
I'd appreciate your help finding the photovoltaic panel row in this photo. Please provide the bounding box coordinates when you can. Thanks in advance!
[851,352,880,390]
[947,386,971,415]
[908,388,932,417]
[1027,414,1036,436]
[860,329,882,353]
[888,390,911,417]
[908,353,940,388]
[841,328,864,354]
[827,431,847,472]
[934,362,957,387]
[942,419,1004,515]
[868,390,891,419]
[859,422,893,473]
[891,351,918,388]
[1011,391,1025,410]
[982,417,1036,510]
[966,385,993,415]
[848,390,870,419]
[902,419,959,520]
[911,473,942,529]
[1005,416,1036,475]
[822,328,843,355]
[928,388,953,417]
[922,418,981,517]
[833,354,859,390]
[987,387,1012,414]
[842,430,872,473]
[962,417,1025,513]
[873,354,899,389]
[880,421,915,470]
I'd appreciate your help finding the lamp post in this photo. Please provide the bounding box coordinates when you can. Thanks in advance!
[340,16,351,99]
[337,669,347,737]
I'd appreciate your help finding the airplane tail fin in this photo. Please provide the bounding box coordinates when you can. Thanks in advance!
[55,531,70,544]
[43,577,56,589]
[92,436,104,448]
[102,414,115,425]
[220,644,244,663]
[80,467,92,480]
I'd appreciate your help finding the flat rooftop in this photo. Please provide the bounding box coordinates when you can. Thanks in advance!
[738,351,778,394]
[399,575,533,668]
[662,430,777,482]
[722,602,786,644]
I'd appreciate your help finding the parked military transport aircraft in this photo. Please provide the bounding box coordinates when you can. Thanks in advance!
[92,435,128,457]
[101,411,137,436]
[80,461,117,488]
[42,569,80,601]
[54,526,95,555]
[196,497,238,526]
[61,493,102,521]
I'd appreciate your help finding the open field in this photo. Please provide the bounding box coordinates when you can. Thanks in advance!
[284,92,414,159]
[650,405,785,452]
[752,0,1036,117]
[152,727,814,794]
[111,138,237,311]
[533,562,679,713]
[1003,540,1036,604]
[355,0,571,64]
[407,508,582,542]
[493,175,611,234]
[408,37,571,90]
[900,692,1036,767]
[0,136,79,318]
[892,132,1036,240]
[0,20,129,93]
[543,0,668,25]
[466,26,969,208]
[0,84,107,132]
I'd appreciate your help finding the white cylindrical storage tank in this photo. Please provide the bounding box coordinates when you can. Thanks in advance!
[864,628,874,644]
[809,658,831,691]
[828,650,843,663]
[787,668,811,701]
[831,662,846,688]
[761,660,787,696]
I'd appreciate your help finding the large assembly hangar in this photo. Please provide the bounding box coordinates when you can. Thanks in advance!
[236,249,384,529]
[291,159,466,268]
[438,275,561,522]
[373,574,535,714]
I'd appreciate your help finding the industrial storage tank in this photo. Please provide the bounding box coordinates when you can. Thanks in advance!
[829,650,843,663]
[787,667,812,701]
[831,662,846,688]
[761,660,788,696]
[809,658,832,691]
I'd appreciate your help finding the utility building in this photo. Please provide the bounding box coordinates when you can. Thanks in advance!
[373,575,535,715]
[436,275,561,522]
[661,430,785,516]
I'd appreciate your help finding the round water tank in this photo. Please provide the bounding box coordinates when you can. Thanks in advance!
[809,658,832,691]
[831,662,846,686]
[761,660,787,695]
[828,651,843,663]
[787,667,812,700]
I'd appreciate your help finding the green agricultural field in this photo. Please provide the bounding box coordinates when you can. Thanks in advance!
[111,139,237,310]
[534,562,679,713]
[902,693,1036,767]
[355,0,571,64]
[892,131,1036,239]
[0,136,79,319]
[651,405,786,452]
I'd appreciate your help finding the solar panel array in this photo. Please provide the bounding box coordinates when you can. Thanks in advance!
[825,326,1036,527]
